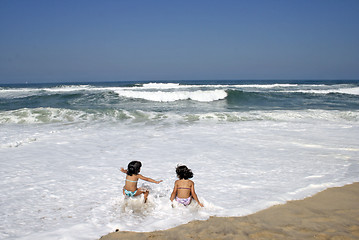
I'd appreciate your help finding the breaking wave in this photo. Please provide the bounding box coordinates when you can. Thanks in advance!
[1,107,358,124]
[113,89,227,102]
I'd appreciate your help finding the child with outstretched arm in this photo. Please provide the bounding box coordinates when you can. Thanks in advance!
[121,161,162,203]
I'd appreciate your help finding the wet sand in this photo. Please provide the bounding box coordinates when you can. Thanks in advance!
[100,182,359,240]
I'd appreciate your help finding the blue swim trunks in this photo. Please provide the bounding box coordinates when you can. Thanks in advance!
[124,189,137,197]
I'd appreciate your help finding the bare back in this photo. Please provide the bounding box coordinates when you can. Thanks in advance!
[175,179,193,198]
[124,174,139,191]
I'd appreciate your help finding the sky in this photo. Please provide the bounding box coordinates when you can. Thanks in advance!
[0,0,359,84]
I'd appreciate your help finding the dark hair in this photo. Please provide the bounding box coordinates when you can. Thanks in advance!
[127,161,142,176]
[176,165,193,180]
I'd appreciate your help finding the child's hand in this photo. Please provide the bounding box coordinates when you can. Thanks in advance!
[120,167,126,173]
[156,180,163,184]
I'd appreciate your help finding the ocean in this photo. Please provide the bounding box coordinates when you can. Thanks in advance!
[1,80,359,239]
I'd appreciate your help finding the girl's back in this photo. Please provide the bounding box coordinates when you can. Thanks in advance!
[176,179,193,198]
[124,175,139,192]
[121,161,163,203]
[170,165,203,207]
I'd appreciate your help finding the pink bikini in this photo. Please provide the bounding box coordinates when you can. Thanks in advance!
[176,187,192,206]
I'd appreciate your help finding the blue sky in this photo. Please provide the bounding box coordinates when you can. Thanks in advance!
[1,0,358,83]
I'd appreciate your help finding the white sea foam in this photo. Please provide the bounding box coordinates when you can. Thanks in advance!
[0,108,90,124]
[114,89,228,102]
[1,108,358,125]
[1,115,358,240]
[142,83,182,89]
[41,85,93,92]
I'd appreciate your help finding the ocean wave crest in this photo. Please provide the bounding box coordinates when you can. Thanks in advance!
[141,83,182,89]
[1,108,358,125]
[281,87,359,95]
[114,89,228,102]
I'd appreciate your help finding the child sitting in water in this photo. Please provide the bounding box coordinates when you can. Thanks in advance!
[170,165,204,207]
[120,161,162,203]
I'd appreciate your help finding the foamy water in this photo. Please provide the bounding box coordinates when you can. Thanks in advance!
[1,80,359,239]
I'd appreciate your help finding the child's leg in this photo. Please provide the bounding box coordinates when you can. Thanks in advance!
[134,188,149,203]
[143,190,149,203]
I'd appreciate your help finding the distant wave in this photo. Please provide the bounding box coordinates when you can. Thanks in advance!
[2,82,359,99]
[0,85,95,99]
[41,85,93,92]
[141,83,183,89]
[232,84,300,88]
[1,82,358,113]
[113,89,228,102]
[280,87,359,95]
[139,82,301,89]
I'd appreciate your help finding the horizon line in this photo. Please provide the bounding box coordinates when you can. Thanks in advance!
[1,79,359,86]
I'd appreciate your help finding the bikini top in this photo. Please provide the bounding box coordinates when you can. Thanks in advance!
[126,179,138,183]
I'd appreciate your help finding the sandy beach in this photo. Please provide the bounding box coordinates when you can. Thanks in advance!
[100,182,359,240]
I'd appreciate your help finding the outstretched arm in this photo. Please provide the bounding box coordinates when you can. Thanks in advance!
[191,183,204,207]
[138,174,163,184]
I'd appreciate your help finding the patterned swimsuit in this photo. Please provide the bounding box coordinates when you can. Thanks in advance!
[124,178,138,197]
[175,196,192,206]
[176,187,192,206]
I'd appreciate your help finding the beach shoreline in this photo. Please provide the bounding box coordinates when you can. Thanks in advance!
[100,182,359,240]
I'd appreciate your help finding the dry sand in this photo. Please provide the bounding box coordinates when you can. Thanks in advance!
[100,182,359,240]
